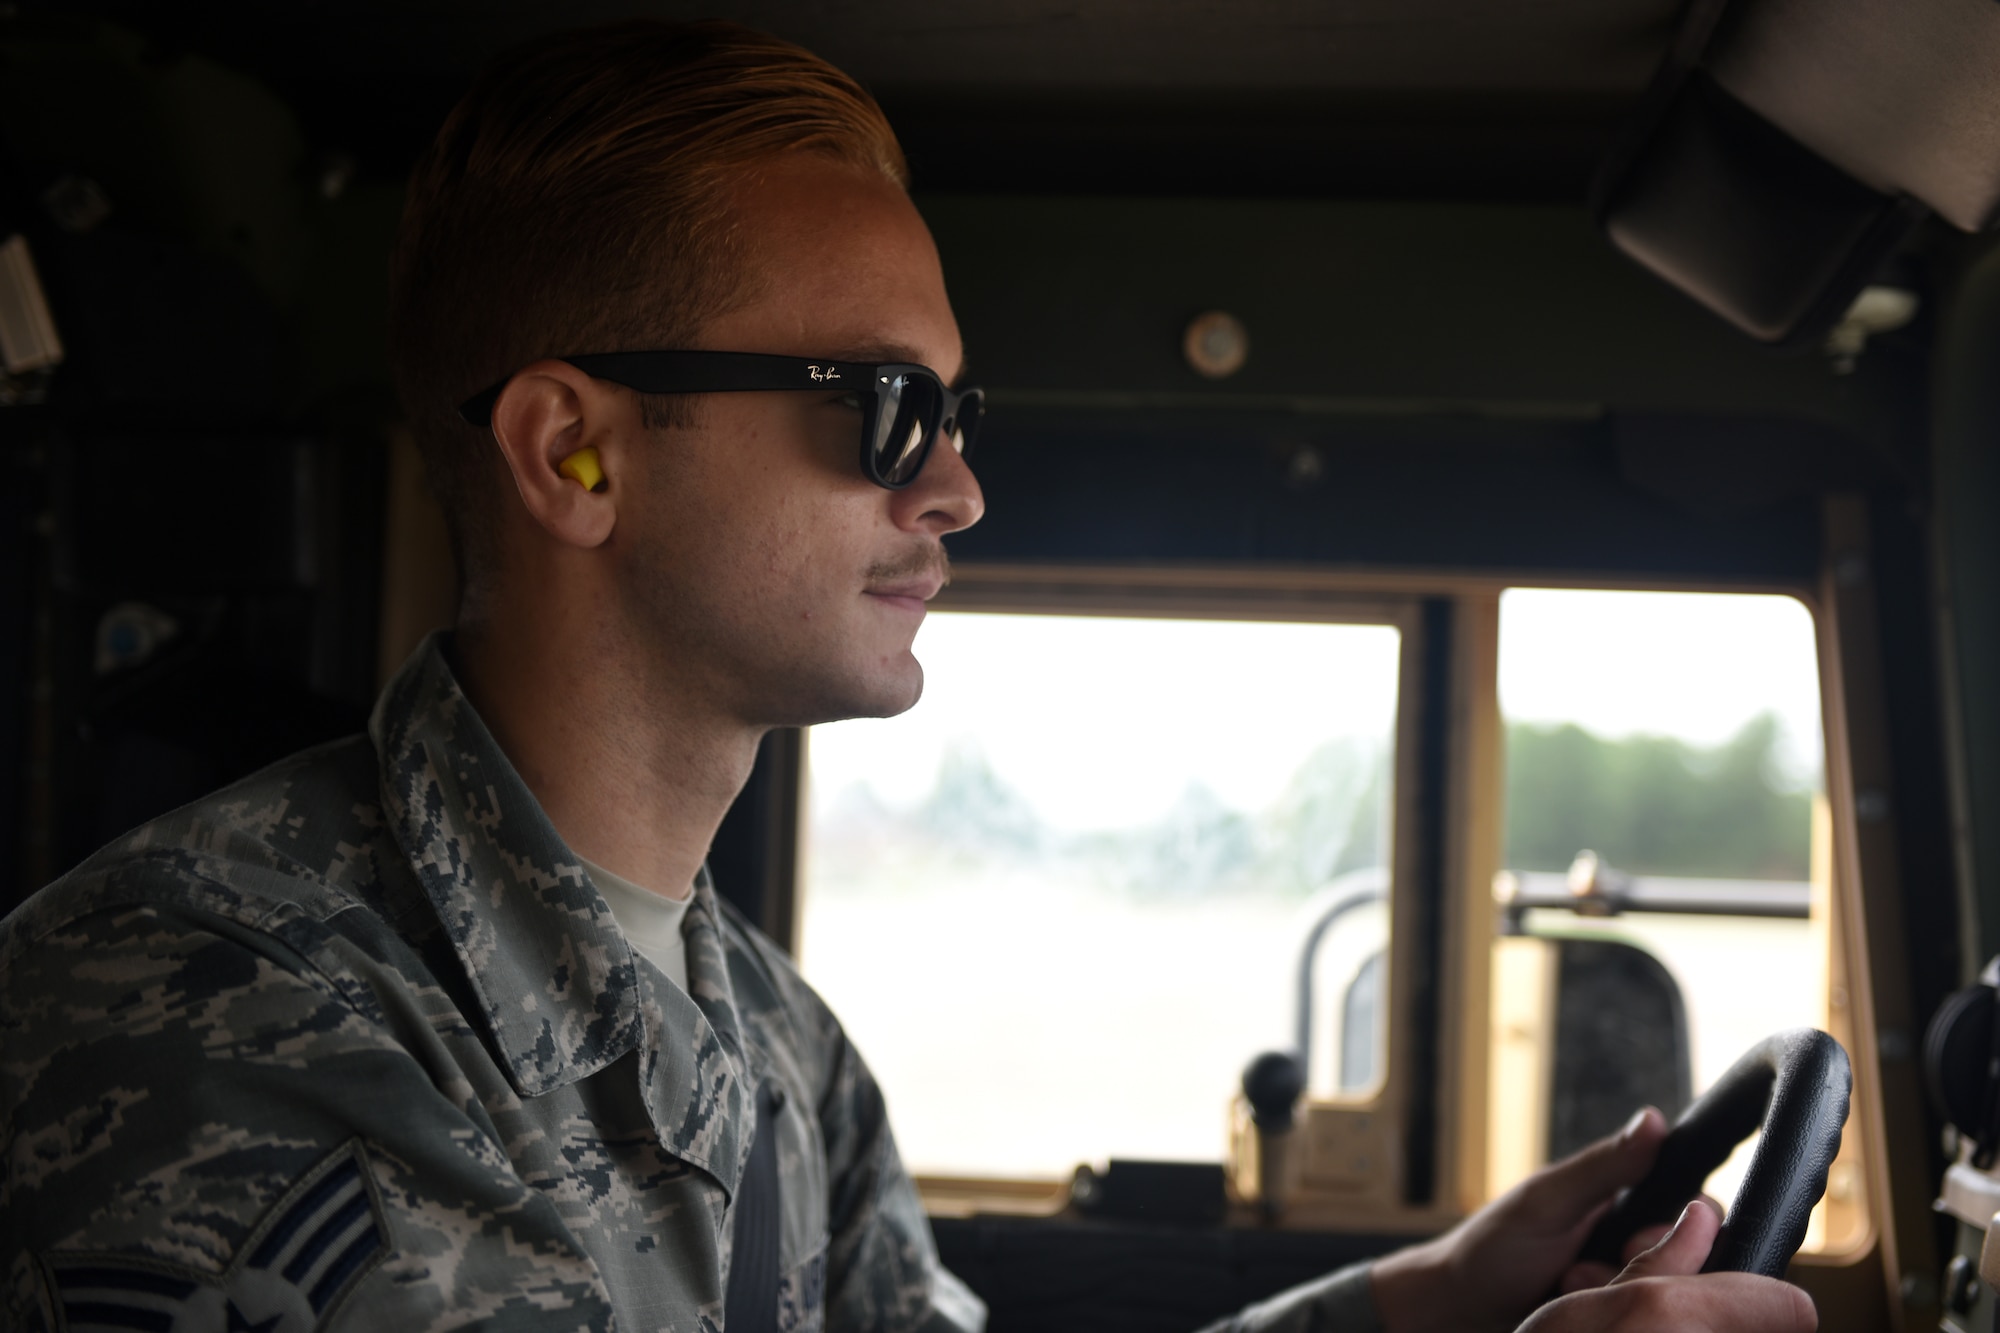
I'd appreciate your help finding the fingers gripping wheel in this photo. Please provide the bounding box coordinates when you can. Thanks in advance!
[1578,1028,1852,1279]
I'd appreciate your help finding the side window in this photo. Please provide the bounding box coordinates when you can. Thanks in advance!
[1488,588,1863,1253]
[799,605,1405,1180]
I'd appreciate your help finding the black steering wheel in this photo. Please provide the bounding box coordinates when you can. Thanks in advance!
[1577,1028,1852,1278]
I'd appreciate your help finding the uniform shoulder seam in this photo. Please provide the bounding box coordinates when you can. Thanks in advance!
[1,861,382,1025]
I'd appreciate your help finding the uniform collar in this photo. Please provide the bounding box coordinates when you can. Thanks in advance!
[370,633,752,1189]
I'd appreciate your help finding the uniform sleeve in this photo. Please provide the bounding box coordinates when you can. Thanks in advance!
[0,901,616,1333]
[1194,1263,1385,1333]
[812,1016,984,1333]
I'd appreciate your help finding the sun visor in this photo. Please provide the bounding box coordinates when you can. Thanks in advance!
[1596,0,2000,346]
[1598,72,1926,346]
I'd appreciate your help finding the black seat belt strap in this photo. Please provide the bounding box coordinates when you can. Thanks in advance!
[724,1083,783,1333]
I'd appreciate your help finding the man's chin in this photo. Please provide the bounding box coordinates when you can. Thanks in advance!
[770,662,924,728]
[840,664,925,722]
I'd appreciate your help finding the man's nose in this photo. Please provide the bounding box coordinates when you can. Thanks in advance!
[893,428,985,536]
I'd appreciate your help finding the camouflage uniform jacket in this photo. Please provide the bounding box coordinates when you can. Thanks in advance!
[0,635,985,1333]
[1196,1265,1380,1333]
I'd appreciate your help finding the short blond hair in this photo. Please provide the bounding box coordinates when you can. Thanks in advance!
[388,19,908,570]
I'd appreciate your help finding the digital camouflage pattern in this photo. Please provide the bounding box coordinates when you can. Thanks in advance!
[1194,1266,1381,1333]
[0,635,987,1333]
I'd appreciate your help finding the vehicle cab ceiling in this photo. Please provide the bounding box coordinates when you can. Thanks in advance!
[44,0,2000,239]
[47,0,1682,198]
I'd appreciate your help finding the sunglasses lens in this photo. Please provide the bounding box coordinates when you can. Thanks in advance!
[951,390,984,459]
[872,372,943,486]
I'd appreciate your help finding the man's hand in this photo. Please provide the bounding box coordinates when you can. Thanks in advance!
[1517,1200,1816,1333]
[1370,1107,1761,1333]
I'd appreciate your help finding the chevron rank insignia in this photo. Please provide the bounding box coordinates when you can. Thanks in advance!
[43,1140,388,1333]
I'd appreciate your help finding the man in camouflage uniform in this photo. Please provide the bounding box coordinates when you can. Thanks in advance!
[1,18,1818,1333]
[4,638,978,1332]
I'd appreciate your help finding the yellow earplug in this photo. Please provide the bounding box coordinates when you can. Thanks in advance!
[558,446,605,492]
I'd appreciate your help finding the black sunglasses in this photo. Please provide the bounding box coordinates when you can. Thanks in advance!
[457,351,984,490]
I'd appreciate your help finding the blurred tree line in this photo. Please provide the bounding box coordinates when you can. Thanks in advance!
[818,712,1812,897]
[1505,711,1812,879]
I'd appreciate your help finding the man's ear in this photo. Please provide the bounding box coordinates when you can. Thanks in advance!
[487,359,622,549]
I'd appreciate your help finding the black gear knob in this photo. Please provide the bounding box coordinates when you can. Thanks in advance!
[1242,1051,1305,1219]
[1243,1051,1306,1131]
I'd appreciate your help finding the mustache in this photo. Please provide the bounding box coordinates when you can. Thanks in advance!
[866,545,952,589]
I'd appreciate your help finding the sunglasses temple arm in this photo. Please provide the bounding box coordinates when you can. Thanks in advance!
[458,384,503,428]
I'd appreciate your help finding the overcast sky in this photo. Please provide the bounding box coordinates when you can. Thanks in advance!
[806,589,1825,833]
